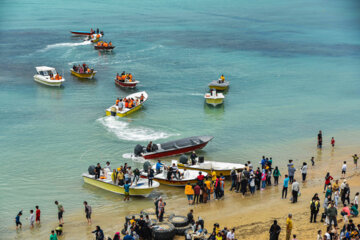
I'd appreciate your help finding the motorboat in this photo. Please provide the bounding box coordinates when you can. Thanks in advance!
[134,136,214,159]
[70,65,97,79]
[177,159,245,177]
[140,161,208,187]
[82,170,159,197]
[70,30,94,36]
[88,33,103,43]
[105,91,148,117]
[204,89,224,107]
[94,41,115,51]
[208,79,230,91]
[33,66,65,87]
[115,74,139,88]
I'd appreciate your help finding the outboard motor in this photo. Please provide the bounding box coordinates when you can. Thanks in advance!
[179,154,188,164]
[110,106,116,116]
[151,144,158,152]
[198,156,204,163]
[88,165,96,175]
[143,161,152,172]
[134,144,144,156]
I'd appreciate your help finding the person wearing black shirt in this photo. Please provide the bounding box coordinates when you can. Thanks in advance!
[95,163,102,179]
[187,209,194,225]
[269,220,281,240]
[190,151,197,165]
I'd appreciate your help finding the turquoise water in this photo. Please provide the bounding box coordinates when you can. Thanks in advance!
[1,0,360,236]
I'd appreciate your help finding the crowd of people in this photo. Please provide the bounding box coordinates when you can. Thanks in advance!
[72,63,94,74]
[96,40,113,48]
[115,93,145,110]
[116,71,134,82]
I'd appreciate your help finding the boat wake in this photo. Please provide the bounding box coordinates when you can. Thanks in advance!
[189,93,204,96]
[40,41,92,52]
[122,153,146,163]
[97,117,178,142]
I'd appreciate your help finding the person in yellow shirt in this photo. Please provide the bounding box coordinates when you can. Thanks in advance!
[211,169,217,183]
[117,170,124,186]
[111,169,117,184]
[185,183,194,205]
[204,177,212,201]
[286,214,293,240]
[220,74,225,83]
[332,179,339,192]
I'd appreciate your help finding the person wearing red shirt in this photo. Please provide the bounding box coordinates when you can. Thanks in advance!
[193,184,201,204]
[35,205,41,224]
[197,172,204,186]
[324,172,333,192]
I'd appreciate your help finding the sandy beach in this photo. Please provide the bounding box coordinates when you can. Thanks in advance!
[6,144,359,240]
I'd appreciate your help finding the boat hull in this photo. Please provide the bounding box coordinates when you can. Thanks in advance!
[115,78,139,88]
[106,103,143,117]
[208,85,228,91]
[33,76,64,87]
[71,70,97,79]
[82,176,154,197]
[140,175,198,187]
[94,46,115,51]
[143,141,210,159]
[177,164,232,177]
[71,31,92,36]
[205,98,224,106]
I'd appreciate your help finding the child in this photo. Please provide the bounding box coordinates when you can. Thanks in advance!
[292,234,297,240]
[15,211,22,229]
[334,190,340,208]
[35,206,41,224]
[124,181,131,201]
[55,224,63,236]
[29,210,35,228]
[342,161,347,178]
[331,137,335,147]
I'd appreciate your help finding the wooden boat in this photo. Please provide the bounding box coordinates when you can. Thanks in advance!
[115,78,139,88]
[140,163,208,187]
[134,136,214,159]
[208,79,230,91]
[204,90,224,106]
[33,66,65,87]
[70,69,97,79]
[71,31,94,36]
[94,45,115,51]
[82,172,159,197]
[105,91,148,117]
[177,160,245,177]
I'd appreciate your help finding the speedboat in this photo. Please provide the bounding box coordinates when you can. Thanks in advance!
[115,76,139,89]
[204,89,224,107]
[140,161,208,187]
[105,91,148,117]
[134,136,214,159]
[70,65,97,79]
[71,30,94,36]
[82,170,159,197]
[94,42,115,51]
[33,66,65,87]
[177,159,245,177]
[208,79,230,91]
[89,33,103,43]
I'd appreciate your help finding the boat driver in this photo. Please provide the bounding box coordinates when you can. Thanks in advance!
[190,151,197,165]
[146,141,153,152]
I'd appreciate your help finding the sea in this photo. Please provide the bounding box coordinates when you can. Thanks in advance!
[1,0,360,238]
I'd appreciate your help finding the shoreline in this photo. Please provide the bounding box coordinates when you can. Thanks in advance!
[4,143,360,239]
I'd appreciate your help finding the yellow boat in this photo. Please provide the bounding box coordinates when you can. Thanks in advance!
[70,69,97,79]
[105,91,148,117]
[177,160,244,177]
[204,90,225,107]
[82,173,159,197]
[208,79,230,91]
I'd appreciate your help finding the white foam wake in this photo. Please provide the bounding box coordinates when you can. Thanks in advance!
[40,41,91,52]
[97,117,178,142]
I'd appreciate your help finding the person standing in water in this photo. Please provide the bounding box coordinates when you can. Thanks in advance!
[84,201,92,225]
[311,157,315,166]
[300,162,308,182]
[15,211,22,229]
[35,206,40,224]
[55,201,64,224]
[317,130,323,149]
[331,137,335,147]
[353,154,358,169]
[29,210,35,229]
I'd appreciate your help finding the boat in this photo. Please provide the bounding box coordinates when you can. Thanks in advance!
[88,33,103,43]
[70,65,97,79]
[134,136,214,159]
[105,91,148,117]
[140,161,208,187]
[208,79,230,91]
[70,30,94,36]
[177,159,245,177]
[204,89,225,107]
[115,73,139,88]
[33,66,65,87]
[82,171,159,197]
[94,42,115,51]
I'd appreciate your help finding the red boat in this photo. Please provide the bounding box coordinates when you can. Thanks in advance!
[134,136,214,159]
[70,31,94,36]
[115,78,139,88]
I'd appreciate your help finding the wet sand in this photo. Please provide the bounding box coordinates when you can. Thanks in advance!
[6,145,360,240]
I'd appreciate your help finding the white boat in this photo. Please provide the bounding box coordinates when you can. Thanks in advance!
[178,160,245,177]
[204,90,225,107]
[105,91,148,117]
[33,66,65,87]
[140,162,208,187]
[82,171,159,197]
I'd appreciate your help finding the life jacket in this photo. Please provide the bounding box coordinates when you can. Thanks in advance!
[97,42,101,46]
[55,74,60,80]
[103,43,108,47]
[109,42,112,46]
[140,95,144,101]
[96,34,100,39]
[128,100,133,108]
[117,75,121,80]
[125,101,129,108]
[116,99,120,105]
[121,75,126,80]
[185,185,194,195]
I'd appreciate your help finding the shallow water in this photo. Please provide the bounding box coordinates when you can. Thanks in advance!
[1,0,360,238]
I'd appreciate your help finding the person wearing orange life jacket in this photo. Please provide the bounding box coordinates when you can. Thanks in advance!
[128,73,133,82]
[109,41,112,46]
[124,100,129,108]
[55,73,60,80]
[140,94,144,102]
[103,42,108,47]
[121,74,126,82]
[96,34,100,39]
[97,41,101,46]
[116,98,120,106]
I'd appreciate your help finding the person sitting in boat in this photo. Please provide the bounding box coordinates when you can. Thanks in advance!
[79,67,84,74]
[190,151,197,165]
[147,141,153,152]
[73,65,78,72]
[128,99,133,109]
[121,74,126,82]
[116,98,120,106]
[94,163,102,179]
[96,28,99,34]
[91,28,94,34]
[171,163,180,180]
[109,41,112,46]
[97,41,102,46]
[140,94,145,103]
[156,159,163,174]
[136,99,140,106]
[96,34,100,39]
[54,73,62,80]
[220,74,225,83]
[128,73,133,82]
[121,71,126,76]
[124,99,129,108]
[103,42,108,47]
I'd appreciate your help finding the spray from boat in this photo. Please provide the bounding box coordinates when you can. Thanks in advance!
[39,41,92,52]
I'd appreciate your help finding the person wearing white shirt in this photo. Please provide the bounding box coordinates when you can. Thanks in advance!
[341,161,347,178]
[29,210,35,228]
[226,228,235,240]
[317,230,323,240]
[300,162,308,182]
[291,180,300,203]
[354,192,359,208]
